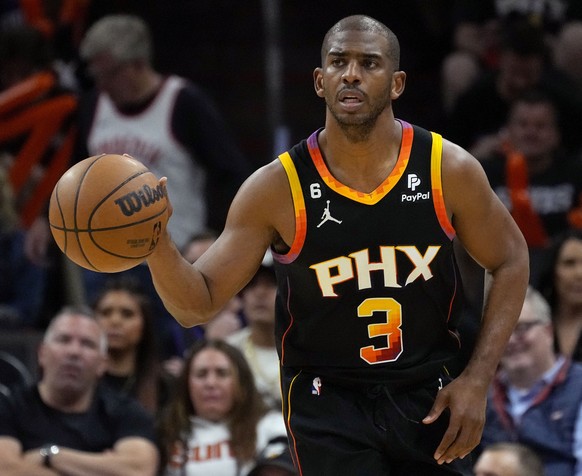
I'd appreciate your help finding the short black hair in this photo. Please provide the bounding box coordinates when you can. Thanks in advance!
[321,15,400,68]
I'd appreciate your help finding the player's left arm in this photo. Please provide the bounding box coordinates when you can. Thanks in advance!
[424,139,529,465]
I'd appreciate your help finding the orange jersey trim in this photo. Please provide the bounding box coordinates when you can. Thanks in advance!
[273,152,307,264]
[430,132,456,239]
[306,122,414,204]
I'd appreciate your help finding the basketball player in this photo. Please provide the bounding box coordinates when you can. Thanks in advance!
[146,15,529,475]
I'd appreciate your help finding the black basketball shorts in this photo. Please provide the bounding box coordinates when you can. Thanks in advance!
[281,367,473,476]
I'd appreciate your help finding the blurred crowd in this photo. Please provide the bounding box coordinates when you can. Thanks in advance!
[2,1,582,474]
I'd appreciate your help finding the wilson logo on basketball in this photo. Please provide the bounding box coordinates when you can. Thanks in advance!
[114,184,167,217]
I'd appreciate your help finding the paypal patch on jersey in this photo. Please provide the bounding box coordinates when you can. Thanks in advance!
[402,173,431,202]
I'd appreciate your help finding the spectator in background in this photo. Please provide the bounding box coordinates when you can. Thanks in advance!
[92,275,174,416]
[13,0,92,90]
[75,14,252,355]
[479,90,582,280]
[0,23,77,233]
[0,162,46,328]
[537,229,582,361]
[480,286,582,476]
[0,305,159,475]
[553,21,582,90]
[450,90,582,372]
[441,0,582,116]
[156,339,287,476]
[77,13,251,250]
[474,442,545,476]
[441,0,501,115]
[446,19,582,159]
[227,261,280,410]
[0,23,79,326]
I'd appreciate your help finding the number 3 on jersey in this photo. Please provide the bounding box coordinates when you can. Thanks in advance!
[358,297,403,364]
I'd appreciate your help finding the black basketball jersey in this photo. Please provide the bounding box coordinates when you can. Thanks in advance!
[272,120,464,387]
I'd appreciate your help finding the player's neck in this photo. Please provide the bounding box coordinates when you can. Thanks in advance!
[318,119,402,193]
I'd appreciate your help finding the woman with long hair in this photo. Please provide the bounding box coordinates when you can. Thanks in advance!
[157,339,286,476]
[92,274,172,414]
[537,229,582,360]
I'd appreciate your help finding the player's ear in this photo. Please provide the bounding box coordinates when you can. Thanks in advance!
[314,67,325,98]
[390,71,406,100]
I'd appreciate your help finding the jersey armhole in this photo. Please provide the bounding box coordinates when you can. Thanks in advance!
[272,152,307,264]
[430,132,456,240]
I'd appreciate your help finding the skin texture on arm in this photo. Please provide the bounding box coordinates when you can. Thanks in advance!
[0,437,58,476]
[423,139,529,464]
[147,161,293,328]
[23,438,158,476]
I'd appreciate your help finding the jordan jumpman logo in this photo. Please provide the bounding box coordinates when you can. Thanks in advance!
[317,200,342,228]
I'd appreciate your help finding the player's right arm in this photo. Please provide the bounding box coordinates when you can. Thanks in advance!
[147,159,293,328]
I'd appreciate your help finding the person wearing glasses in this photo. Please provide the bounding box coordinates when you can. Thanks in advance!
[480,286,582,476]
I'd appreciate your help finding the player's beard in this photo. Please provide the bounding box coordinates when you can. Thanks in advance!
[326,84,392,143]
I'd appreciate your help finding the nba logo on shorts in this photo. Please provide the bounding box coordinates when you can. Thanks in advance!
[311,377,322,395]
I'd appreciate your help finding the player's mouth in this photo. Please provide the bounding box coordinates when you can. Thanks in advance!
[338,89,364,111]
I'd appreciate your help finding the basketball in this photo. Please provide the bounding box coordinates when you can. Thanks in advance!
[49,153,169,273]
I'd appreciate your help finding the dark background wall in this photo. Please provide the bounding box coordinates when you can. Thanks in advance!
[85,0,454,170]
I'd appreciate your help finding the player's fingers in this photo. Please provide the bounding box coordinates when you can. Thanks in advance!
[158,177,174,217]
[434,411,484,464]
[453,413,484,460]
[438,429,479,464]
[422,388,447,424]
[434,418,461,464]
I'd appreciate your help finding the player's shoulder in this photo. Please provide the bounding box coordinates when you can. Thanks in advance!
[229,158,293,241]
[239,158,287,196]
[440,136,484,178]
[439,136,498,214]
